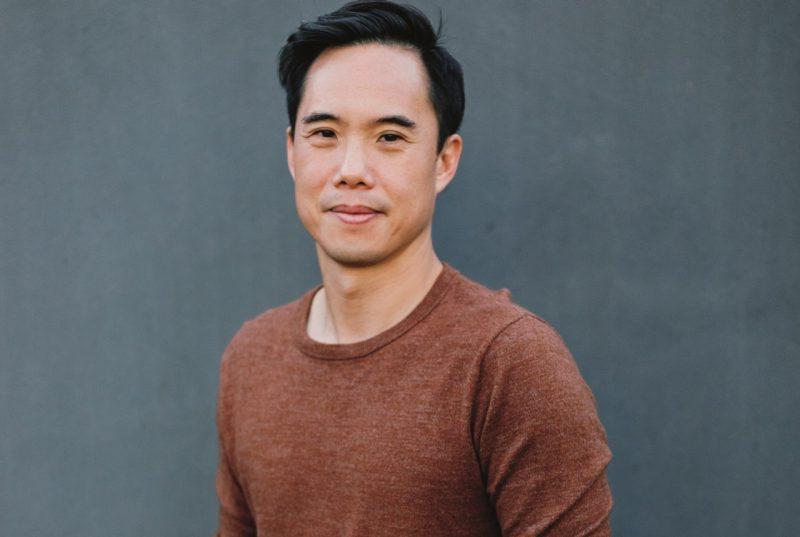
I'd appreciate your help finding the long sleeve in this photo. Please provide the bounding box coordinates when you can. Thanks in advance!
[213,341,256,537]
[472,314,614,536]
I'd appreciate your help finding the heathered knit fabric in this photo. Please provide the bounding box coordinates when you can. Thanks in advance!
[214,262,613,536]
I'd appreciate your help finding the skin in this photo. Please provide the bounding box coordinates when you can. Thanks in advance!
[286,42,463,344]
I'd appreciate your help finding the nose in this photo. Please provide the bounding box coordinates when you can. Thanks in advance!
[336,141,374,188]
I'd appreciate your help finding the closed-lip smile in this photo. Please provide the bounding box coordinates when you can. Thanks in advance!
[330,204,379,214]
[329,204,381,225]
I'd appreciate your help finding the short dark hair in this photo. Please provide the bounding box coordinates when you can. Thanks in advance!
[277,0,465,154]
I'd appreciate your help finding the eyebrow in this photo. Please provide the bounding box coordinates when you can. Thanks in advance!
[300,112,417,129]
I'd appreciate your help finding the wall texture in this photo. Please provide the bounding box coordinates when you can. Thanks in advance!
[2,1,798,535]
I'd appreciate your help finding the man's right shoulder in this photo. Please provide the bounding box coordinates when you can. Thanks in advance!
[219,288,314,368]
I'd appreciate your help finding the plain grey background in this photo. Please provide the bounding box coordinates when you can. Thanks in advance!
[2,1,798,535]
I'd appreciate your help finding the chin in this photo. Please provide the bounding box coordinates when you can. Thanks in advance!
[319,243,392,268]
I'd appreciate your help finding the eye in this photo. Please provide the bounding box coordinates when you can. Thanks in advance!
[379,132,404,143]
[312,129,336,139]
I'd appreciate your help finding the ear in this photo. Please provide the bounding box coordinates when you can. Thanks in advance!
[286,125,296,182]
[434,133,463,194]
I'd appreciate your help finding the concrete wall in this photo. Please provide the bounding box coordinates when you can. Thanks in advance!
[2,1,798,534]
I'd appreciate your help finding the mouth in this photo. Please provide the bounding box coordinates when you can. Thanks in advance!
[328,204,381,225]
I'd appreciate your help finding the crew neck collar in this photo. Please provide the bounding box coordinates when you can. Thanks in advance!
[293,262,459,360]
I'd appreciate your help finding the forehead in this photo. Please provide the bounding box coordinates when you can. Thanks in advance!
[299,42,434,124]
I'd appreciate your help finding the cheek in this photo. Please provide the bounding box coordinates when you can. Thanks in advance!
[292,152,332,231]
[294,186,321,238]
[295,182,323,232]
[395,157,437,199]
[294,153,332,198]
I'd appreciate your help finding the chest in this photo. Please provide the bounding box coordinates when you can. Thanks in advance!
[231,352,492,531]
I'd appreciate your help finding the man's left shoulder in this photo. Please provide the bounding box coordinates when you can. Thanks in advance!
[441,268,552,341]
[441,269,587,378]
[482,313,583,382]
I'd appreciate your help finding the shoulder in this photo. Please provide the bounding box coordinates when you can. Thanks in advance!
[486,313,572,367]
[473,313,609,462]
[479,312,600,424]
[218,287,315,375]
[439,267,558,347]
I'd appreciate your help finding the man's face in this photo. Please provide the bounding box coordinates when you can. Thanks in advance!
[286,43,461,268]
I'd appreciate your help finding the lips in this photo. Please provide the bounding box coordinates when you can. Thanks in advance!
[329,204,379,214]
[329,204,381,225]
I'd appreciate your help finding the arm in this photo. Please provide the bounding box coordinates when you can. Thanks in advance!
[473,315,614,536]
[213,343,256,537]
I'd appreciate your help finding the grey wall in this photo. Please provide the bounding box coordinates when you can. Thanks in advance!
[2,1,798,535]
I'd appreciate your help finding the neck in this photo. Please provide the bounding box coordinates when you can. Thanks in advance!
[308,232,443,344]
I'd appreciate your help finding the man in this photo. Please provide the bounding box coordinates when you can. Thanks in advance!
[214,1,613,535]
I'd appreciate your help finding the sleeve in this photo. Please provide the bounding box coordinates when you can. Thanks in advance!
[213,340,257,537]
[472,314,614,536]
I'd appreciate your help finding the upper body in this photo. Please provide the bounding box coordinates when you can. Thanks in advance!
[214,262,613,536]
[214,1,613,534]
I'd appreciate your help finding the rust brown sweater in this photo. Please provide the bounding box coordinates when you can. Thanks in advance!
[214,262,613,536]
